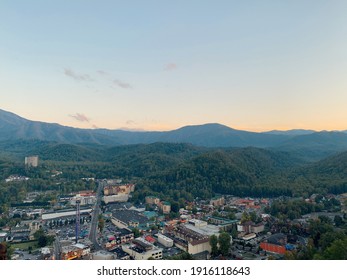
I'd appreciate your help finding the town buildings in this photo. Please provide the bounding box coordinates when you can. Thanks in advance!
[122,237,163,260]
[105,228,134,250]
[157,233,174,247]
[237,221,265,234]
[103,184,135,204]
[167,224,211,255]
[70,193,96,206]
[145,196,171,214]
[210,196,225,207]
[110,209,151,229]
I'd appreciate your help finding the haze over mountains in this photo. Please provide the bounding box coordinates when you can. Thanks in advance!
[1,108,347,160]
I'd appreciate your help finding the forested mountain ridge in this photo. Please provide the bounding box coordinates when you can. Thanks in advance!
[2,109,347,160]
[0,109,118,145]
[140,147,306,198]
[2,108,347,198]
[1,140,347,198]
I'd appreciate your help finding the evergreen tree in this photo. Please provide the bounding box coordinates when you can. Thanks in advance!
[209,235,219,257]
[218,232,231,256]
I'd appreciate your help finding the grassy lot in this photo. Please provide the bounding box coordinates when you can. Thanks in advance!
[12,240,39,251]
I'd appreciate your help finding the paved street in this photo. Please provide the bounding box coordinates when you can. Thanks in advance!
[54,235,62,260]
[88,180,104,251]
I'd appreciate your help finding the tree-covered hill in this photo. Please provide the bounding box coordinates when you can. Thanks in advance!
[139,147,306,198]
[273,131,347,161]
[294,151,347,194]
[33,143,105,162]
[1,139,347,198]
[105,142,207,177]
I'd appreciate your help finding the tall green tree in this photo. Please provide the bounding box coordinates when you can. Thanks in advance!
[34,228,54,247]
[132,228,141,238]
[209,235,218,257]
[240,212,251,223]
[334,215,344,227]
[38,235,48,247]
[218,232,231,256]
[322,237,347,259]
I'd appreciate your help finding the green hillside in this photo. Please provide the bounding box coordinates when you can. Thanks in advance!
[1,140,347,199]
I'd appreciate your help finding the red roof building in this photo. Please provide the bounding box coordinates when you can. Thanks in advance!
[145,235,156,243]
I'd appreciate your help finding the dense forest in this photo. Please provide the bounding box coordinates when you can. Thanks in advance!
[1,140,347,208]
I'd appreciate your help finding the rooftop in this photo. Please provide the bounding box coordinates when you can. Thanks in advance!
[42,208,92,220]
[208,216,238,224]
[111,247,130,259]
[112,210,148,225]
[74,243,88,250]
[114,228,133,236]
[133,238,153,251]
[174,225,210,245]
[157,233,173,242]
[107,202,133,211]
[184,223,220,237]
[143,211,158,219]
[266,233,287,246]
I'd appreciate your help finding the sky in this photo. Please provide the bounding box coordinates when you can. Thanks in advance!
[1,0,347,132]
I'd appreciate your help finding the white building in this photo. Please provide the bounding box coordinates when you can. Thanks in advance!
[25,156,39,167]
[103,194,129,204]
[157,233,174,247]
[70,194,96,206]
[5,175,29,183]
[188,219,208,228]
[42,208,92,221]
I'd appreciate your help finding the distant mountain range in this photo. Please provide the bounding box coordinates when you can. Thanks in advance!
[1,108,347,160]
[0,109,117,145]
[264,129,316,136]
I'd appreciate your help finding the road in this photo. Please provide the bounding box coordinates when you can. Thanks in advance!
[53,235,62,260]
[88,180,104,251]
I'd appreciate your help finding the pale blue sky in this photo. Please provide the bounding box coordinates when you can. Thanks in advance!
[1,1,347,131]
